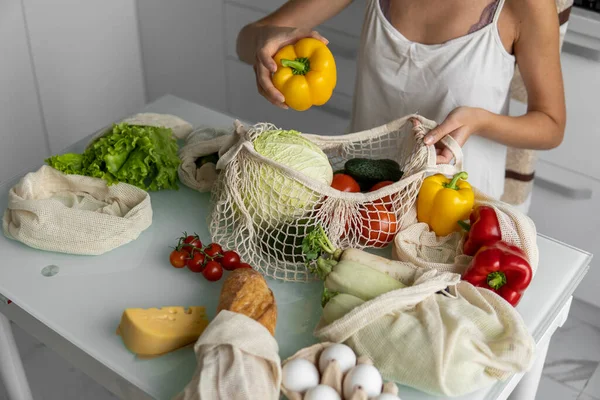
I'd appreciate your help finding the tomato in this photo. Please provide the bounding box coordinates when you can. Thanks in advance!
[331,174,361,193]
[169,250,188,268]
[204,243,223,258]
[368,181,396,209]
[236,263,252,269]
[359,203,398,247]
[202,261,223,281]
[186,252,206,273]
[221,251,241,271]
[183,235,202,249]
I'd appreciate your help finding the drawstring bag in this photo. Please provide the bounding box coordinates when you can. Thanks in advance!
[3,166,152,255]
[313,269,536,397]
[177,125,236,192]
[392,187,539,276]
[173,310,281,400]
[209,115,462,282]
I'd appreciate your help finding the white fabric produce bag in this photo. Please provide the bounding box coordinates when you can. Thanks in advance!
[173,310,281,400]
[314,269,536,397]
[2,166,152,255]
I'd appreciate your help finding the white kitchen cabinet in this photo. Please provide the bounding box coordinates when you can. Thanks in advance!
[22,0,146,155]
[528,161,600,307]
[0,0,48,185]
[533,16,600,181]
[136,0,227,113]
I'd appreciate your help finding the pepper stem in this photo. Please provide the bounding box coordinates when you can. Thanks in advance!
[281,57,310,75]
[487,271,507,290]
[457,220,471,232]
[443,171,469,190]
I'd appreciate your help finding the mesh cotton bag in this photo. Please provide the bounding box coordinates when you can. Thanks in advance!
[209,115,462,281]
[392,187,539,276]
[173,310,281,400]
[177,124,237,192]
[2,166,152,255]
[313,269,536,397]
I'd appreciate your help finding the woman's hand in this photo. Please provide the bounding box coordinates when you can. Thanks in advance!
[250,26,328,109]
[424,107,487,164]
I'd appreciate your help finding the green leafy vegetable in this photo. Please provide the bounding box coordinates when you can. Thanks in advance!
[45,153,84,175]
[46,123,180,191]
[302,225,342,278]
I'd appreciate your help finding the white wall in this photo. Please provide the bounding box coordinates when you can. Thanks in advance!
[136,0,227,112]
[0,0,146,187]
[0,0,49,184]
[22,0,146,154]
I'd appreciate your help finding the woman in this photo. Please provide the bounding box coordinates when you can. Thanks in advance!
[236,0,566,199]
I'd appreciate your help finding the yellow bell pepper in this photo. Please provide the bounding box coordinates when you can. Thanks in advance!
[272,38,337,111]
[417,171,475,237]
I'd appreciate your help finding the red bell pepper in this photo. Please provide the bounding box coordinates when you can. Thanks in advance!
[458,206,502,256]
[462,241,532,307]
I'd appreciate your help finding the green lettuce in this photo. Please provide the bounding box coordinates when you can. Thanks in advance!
[46,123,180,191]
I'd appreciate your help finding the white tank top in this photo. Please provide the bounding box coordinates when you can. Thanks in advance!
[350,0,516,199]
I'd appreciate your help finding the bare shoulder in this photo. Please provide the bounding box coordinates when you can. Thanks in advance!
[504,0,558,39]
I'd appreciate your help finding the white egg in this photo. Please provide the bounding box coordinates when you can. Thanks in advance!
[373,394,402,400]
[282,359,320,393]
[318,344,357,375]
[343,364,383,398]
[304,384,341,400]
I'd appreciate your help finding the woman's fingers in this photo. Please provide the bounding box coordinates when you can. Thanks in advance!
[436,147,454,164]
[254,63,287,108]
[425,118,461,145]
[310,30,329,45]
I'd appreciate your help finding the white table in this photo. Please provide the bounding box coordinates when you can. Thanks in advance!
[0,95,592,400]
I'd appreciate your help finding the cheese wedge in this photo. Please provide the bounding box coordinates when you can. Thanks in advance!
[117,306,209,356]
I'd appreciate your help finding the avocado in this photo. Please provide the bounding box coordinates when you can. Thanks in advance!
[344,158,403,190]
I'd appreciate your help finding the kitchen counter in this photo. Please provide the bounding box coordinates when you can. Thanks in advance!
[0,95,592,400]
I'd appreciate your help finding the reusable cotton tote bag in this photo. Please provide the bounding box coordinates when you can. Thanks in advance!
[314,269,536,397]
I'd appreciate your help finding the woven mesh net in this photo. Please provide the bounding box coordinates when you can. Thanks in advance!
[209,115,436,281]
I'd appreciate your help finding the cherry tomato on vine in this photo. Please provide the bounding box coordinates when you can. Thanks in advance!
[204,243,223,258]
[182,234,202,249]
[221,251,241,271]
[202,261,223,281]
[169,250,188,268]
[186,252,206,273]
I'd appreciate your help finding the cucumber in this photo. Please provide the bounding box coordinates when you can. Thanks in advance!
[344,158,403,190]
[323,293,365,323]
[324,260,406,301]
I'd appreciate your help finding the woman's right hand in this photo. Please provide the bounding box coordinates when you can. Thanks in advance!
[252,25,328,109]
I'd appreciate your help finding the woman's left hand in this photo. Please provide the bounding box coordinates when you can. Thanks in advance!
[424,107,486,164]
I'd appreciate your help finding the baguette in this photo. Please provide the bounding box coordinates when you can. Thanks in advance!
[217,268,277,336]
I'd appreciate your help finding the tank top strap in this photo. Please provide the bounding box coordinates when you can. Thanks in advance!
[492,0,507,24]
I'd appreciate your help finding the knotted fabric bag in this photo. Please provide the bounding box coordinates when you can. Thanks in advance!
[392,187,539,276]
[314,269,536,397]
[173,310,281,400]
[209,115,463,282]
[177,125,236,192]
[2,166,152,255]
